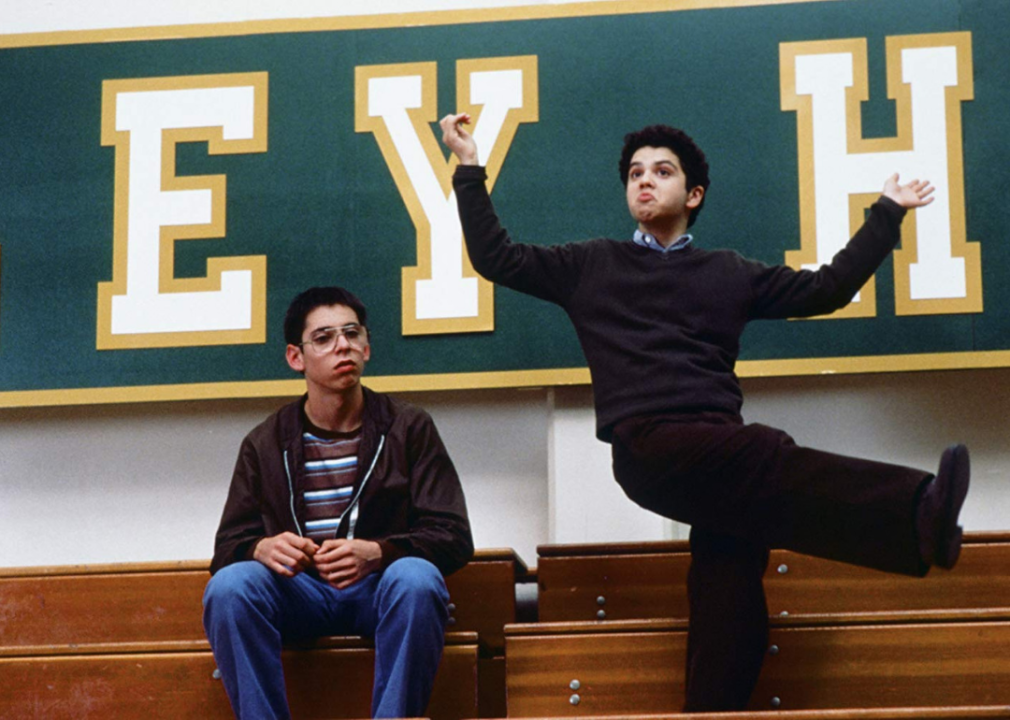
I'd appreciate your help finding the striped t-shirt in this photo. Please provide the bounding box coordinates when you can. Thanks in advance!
[301,423,361,542]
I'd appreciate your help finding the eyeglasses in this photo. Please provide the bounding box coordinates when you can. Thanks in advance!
[299,324,368,353]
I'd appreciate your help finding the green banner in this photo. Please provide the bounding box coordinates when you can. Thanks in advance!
[0,0,1006,406]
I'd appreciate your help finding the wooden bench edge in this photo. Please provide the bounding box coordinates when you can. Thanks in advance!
[535,532,1010,560]
[469,708,1010,720]
[504,607,1010,637]
[0,631,479,659]
[0,547,532,579]
[0,559,211,577]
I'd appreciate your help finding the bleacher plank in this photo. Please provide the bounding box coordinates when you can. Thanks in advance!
[505,619,687,716]
[537,543,690,622]
[504,614,1010,716]
[0,560,209,648]
[445,548,528,716]
[765,533,1010,616]
[0,633,477,720]
[0,649,236,719]
[0,549,524,653]
[445,548,527,654]
[754,612,1010,710]
[537,533,1010,623]
[486,709,1010,719]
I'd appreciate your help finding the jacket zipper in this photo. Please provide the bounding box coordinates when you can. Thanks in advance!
[284,449,304,537]
[343,434,386,539]
[286,434,387,540]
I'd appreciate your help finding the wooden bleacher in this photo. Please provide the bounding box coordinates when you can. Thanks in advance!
[506,613,1010,713]
[4,535,1009,718]
[508,533,1010,716]
[0,548,528,719]
[537,533,1010,622]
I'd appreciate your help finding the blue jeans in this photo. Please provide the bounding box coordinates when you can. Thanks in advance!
[202,557,449,719]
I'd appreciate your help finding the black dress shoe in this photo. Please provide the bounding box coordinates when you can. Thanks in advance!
[932,444,971,569]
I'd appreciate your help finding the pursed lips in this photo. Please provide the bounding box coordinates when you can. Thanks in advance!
[333,359,357,373]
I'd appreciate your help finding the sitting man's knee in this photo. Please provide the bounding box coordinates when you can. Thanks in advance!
[377,557,448,608]
[203,561,272,613]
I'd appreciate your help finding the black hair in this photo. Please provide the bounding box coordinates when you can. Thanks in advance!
[618,124,710,227]
[283,286,368,346]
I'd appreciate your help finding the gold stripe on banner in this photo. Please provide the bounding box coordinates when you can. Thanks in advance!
[0,369,591,408]
[6,350,1010,409]
[0,0,850,49]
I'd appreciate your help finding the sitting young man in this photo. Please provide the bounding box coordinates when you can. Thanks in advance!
[203,286,473,720]
[441,116,970,711]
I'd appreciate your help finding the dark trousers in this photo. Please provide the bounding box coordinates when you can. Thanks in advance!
[610,412,931,712]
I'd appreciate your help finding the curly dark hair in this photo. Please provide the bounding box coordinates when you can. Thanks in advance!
[283,286,368,346]
[618,125,710,227]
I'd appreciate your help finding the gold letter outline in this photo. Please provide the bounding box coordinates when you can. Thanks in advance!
[781,33,979,320]
[356,56,538,336]
[888,32,980,316]
[781,38,879,319]
[97,72,268,350]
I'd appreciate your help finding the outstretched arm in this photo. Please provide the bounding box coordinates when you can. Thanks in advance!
[882,173,934,208]
[444,111,587,306]
[749,175,933,320]
[440,112,479,166]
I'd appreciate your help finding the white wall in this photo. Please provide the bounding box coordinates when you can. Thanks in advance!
[3,367,1007,569]
[1,0,1006,571]
[0,390,554,568]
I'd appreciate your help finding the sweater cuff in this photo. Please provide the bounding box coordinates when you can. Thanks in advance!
[876,194,907,219]
[452,164,487,182]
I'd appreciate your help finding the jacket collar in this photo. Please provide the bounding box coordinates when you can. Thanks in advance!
[275,385,394,445]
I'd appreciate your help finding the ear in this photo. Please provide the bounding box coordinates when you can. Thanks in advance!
[686,185,705,209]
[286,344,305,373]
[361,341,371,365]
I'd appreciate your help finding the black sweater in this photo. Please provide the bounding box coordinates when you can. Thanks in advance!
[453,164,907,441]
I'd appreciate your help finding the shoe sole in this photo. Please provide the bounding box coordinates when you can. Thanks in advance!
[936,443,970,569]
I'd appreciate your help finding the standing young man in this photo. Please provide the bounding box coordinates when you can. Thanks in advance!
[203,286,473,719]
[441,117,969,711]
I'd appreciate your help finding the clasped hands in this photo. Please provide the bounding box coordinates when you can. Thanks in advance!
[253,532,382,589]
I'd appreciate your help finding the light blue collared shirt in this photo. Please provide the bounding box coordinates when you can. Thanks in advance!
[633,229,694,253]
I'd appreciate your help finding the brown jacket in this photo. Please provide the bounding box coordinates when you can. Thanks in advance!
[210,387,473,576]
